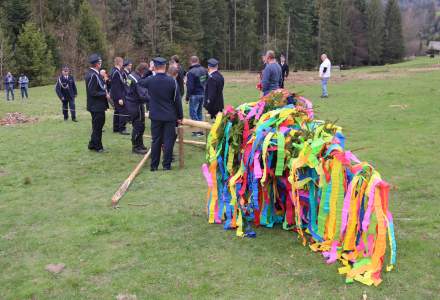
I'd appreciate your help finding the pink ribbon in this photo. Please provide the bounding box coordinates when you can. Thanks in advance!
[202,164,213,187]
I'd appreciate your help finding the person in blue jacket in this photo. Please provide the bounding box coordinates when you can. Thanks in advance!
[4,72,15,101]
[125,62,150,155]
[18,74,29,100]
[261,50,282,96]
[186,55,207,136]
[139,57,183,171]
[55,66,78,121]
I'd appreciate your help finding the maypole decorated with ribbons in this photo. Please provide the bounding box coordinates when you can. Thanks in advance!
[202,89,396,286]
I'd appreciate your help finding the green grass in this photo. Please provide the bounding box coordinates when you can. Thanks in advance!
[1,58,440,299]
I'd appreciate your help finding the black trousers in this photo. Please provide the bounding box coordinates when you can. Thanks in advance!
[88,111,105,150]
[62,98,76,120]
[150,119,176,169]
[128,103,145,149]
[113,102,128,132]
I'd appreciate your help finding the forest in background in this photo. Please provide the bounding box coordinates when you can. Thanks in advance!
[0,0,439,86]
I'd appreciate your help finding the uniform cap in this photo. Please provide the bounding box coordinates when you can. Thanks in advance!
[88,53,102,64]
[207,58,219,67]
[153,57,167,66]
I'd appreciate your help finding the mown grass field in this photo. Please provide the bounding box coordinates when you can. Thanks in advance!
[1,58,439,299]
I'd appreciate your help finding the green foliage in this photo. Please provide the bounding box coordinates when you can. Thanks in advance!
[14,22,55,85]
[367,0,385,65]
[78,1,107,62]
[383,0,405,63]
[0,27,15,77]
[0,0,31,45]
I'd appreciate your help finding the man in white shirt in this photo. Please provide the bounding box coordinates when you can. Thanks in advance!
[319,54,331,98]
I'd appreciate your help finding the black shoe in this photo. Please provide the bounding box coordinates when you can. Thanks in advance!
[140,145,148,150]
[120,130,130,135]
[163,166,172,171]
[191,132,198,137]
[72,119,78,122]
[64,118,68,121]
[150,167,158,172]
[196,132,204,137]
[132,147,148,155]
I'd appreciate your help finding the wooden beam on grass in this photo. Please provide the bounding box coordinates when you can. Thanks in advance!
[111,149,151,208]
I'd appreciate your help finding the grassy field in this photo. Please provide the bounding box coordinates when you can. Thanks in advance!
[1,58,439,299]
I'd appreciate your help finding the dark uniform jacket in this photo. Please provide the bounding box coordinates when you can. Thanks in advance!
[85,68,109,112]
[125,72,149,105]
[110,67,126,102]
[140,73,183,122]
[204,71,224,119]
[55,75,77,100]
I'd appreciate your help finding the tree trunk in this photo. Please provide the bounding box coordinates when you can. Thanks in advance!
[170,0,173,44]
[266,0,270,46]
[286,14,291,63]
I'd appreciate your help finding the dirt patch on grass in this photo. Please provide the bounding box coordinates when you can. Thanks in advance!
[0,112,38,126]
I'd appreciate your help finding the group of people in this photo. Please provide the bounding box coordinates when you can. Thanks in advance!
[80,53,225,171]
[257,50,332,98]
[3,72,29,101]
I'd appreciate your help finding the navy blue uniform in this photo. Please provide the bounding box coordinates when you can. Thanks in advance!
[140,73,183,170]
[55,75,78,120]
[85,68,108,151]
[279,62,289,88]
[204,71,224,119]
[110,67,128,133]
[125,72,149,150]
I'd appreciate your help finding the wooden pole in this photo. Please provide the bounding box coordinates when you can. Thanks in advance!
[181,118,212,130]
[178,126,184,169]
[111,149,151,207]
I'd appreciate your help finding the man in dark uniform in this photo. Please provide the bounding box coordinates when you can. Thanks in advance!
[85,54,110,153]
[125,62,150,155]
[55,66,78,122]
[204,58,224,119]
[110,57,129,135]
[139,57,183,171]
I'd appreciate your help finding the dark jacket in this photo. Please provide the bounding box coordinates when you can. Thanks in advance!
[204,71,224,119]
[139,73,183,122]
[176,65,186,96]
[262,62,282,95]
[85,68,109,112]
[110,67,126,102]
[186,64,207,99]
[3,75,15,89]
[55,75,77,100]
[125,72,149,105]
[279,62,289,88]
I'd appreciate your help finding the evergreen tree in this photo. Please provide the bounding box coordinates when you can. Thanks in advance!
[367,0,385,65]
[235,0,258,69]
[287,0,315,70]
[173,0,203,57]
[0,0,31,46]
[383,0,405,63]
[0,28,14,78]
[77,1,107,63]
[14,22,55,85]
[348,0,369,65]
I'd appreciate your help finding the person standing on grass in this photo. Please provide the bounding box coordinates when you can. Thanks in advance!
[319,54,331,98]
[110,57,129,135]
[18,74,29,100]
[140,57,183,171]
[261,50,282,96]
[125,63,150,155]
[85,54,110,153]
[204,58,224,120]
[55,66,78,122]
[4,72,15,101]
[279,54,289,88]
[186,55,208,137]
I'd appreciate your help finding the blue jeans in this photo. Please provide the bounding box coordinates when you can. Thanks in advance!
[5,87,14,100]
[189,95,204,121]
[21,87,28,99]
[321,78,329,97]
